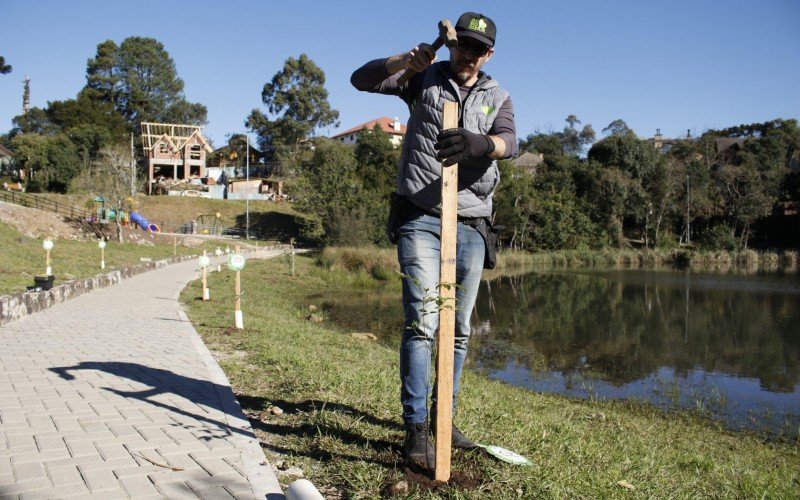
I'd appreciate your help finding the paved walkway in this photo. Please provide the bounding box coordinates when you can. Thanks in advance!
[0,252,285,499]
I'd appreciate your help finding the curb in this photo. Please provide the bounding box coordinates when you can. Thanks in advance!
[0,255,200,326]
[181,248,290,498]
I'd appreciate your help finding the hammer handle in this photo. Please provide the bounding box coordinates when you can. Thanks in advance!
[397,37,446,86]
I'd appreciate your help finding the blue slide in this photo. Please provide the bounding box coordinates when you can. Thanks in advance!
[129,211,161,233]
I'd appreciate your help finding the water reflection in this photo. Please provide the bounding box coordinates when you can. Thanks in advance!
[471,269,800,434]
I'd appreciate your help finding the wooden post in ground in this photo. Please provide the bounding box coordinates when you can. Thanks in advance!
[173,236,177,257]
[234,245,243,329]
[435,100,459,482]
[202,250,209,301]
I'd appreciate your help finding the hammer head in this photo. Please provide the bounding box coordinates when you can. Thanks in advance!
[438,19,458,48]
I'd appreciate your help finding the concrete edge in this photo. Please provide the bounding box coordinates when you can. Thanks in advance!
[0,254,204,327]
[177,249,287,499]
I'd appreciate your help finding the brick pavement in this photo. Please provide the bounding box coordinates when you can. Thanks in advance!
[0,252,285,499]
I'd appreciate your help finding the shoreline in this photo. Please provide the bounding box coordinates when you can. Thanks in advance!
[182,253,800,498]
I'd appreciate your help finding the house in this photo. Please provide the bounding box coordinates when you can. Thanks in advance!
[0,144,13,168]
[331,117,406,147]
[512,151,544,176]
[647,128,693,154]
[209,141,263,169]
[140,122,213,194]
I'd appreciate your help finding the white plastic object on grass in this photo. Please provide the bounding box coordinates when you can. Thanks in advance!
[285,479,324,500]
[478,444,533,466]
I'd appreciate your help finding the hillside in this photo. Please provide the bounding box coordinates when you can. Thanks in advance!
[35,194,308,243]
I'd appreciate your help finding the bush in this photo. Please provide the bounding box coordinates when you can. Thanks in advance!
[696,222,737,250]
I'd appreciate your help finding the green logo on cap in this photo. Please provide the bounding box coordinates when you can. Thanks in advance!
[469,18,488,33]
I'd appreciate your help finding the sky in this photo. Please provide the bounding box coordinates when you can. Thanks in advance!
[1,0,799,148]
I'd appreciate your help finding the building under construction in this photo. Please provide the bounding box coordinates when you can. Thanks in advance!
[140,122,213,194]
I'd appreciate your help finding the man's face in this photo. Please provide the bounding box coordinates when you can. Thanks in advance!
[449,37,494,85]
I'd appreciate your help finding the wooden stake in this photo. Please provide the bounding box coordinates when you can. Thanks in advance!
[234,245,242,329]
[202,250,209,301]
[100,247,105,270]
[435,100,459,482]
[173,236,177,257]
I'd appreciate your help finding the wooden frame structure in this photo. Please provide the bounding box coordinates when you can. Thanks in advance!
[141,122,213,194]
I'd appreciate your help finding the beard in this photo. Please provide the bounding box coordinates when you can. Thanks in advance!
[451,61,476,85]
[453,69,473,85]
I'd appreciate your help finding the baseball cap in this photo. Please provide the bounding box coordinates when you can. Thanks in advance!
[455,12,496,47]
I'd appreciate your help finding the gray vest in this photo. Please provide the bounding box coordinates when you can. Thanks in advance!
[397,62,509,219]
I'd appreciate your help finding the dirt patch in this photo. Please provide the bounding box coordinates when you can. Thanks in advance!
[0,201,92,240]
[383,464,483,496]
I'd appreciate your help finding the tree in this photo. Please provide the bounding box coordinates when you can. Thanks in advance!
[588,132,667,246]
[518,116,596,157]
[292,138,363,244]
[247,54,339,161]
[0,56,11,74]
[519,131,564,157]
[91,145,137,242]
[561,115,596,156]
[11,133,81,192]
[494,160,538,249]
[602,119,631,137]
[11,107,54,135]
[84,37,207,126]
[354,125,398,192]
[47,92,128,137]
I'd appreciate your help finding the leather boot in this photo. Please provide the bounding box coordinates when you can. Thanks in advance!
[430,412,478,449]
[402,421,435,468]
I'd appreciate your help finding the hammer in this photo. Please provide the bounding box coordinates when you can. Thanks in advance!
[397,19,457,86]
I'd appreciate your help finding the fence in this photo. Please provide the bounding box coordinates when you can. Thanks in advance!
[0,191,92,220]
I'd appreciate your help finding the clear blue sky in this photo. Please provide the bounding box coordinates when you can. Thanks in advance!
[1,0,798,148]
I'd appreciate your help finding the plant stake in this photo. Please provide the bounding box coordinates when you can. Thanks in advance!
[228,245,246,329]
[98,240,106,269]
[199,250,210,300]
[435,101,459,482]
[43,239,54,275]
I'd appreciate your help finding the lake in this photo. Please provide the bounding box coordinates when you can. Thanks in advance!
[312,267,800,436]
[470,268,800,435]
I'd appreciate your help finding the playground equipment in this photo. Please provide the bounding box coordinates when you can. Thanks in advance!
[130,211,161,233]
[194,213,223,235]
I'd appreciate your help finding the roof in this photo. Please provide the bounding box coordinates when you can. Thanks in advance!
[185,130,213,153]
[715,137,746,152]
[331,116,406,139]
[512,151,544,168]
[140,122,212,152]
[0,144,12,157]
[148,134,179,153]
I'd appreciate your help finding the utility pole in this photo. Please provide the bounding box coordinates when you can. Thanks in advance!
[245,134,250,241]
[22,75,30,115]
[130,133,136,196]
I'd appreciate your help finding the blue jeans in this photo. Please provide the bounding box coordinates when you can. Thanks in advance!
[397,214,485,424]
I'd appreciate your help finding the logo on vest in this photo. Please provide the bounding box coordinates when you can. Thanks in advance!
[481,105,495,116]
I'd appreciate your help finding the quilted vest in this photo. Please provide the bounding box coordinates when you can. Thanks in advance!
[397,62,509,219]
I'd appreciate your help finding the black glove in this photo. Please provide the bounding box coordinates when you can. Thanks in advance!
[434,128,495,166]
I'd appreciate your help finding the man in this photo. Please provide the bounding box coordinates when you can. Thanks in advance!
[351,12,516,468]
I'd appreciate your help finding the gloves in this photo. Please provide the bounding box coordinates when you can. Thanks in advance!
[434,128,495,166]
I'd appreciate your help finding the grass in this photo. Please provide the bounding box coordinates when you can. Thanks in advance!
[0,221,254,295]
[488,248,800,276]
[36,193,309,241]
[181,253,800,498]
